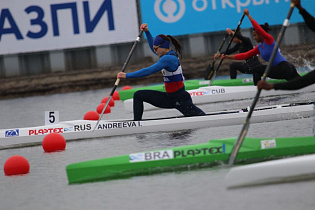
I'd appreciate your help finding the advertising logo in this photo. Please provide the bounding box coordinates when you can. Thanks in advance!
[174,144,226,158]
[192,0,207,12]
[29,128,63,136]
[0,0,139,55]
[154,0,186,23]
[261,139,276,149]
[5,129,19,137]
[64,127,73,132]
[129,153,145,162]
[141,0,310,37]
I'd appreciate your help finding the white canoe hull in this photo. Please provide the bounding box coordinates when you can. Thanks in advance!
[225,154,315,188]
[0,103,312,149]
[124,85,315,112]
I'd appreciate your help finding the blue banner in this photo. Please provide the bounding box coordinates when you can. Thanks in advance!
[139,0,315,36]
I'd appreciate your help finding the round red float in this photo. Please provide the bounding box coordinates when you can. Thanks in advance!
[112,91,120,100]
[83,111,99,120]
[122,86,132,90]
[96,103,111,114]
[42,133,66,152]
[101,97,115,107]
[4,155,30,176]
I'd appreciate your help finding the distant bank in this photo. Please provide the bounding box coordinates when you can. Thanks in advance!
[0,44,314,100]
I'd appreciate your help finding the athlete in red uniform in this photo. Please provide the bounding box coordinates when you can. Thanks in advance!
[257,0,315,91]
[221,9,300,85]
[214,28,261,79]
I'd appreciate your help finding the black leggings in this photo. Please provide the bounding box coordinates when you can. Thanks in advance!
[230,62,253,79]
[253,61,300,85]
[133,87,206,120]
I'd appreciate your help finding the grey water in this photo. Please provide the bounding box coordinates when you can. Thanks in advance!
[0,83,315,210]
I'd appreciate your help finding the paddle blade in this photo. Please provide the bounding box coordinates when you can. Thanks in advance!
[204,61,215,80]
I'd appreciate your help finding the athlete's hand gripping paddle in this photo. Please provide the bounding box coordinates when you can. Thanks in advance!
[208,14,245,86]
[204,33,228,80]
[93,30,143,132]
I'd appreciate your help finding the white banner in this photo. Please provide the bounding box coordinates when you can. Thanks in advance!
[0,0,138,55]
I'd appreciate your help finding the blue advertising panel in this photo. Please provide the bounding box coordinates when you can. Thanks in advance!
[139,0,315,36]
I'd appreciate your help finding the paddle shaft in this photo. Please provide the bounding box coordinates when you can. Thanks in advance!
[209,14,245,86]
[216,33,229,58]
[93,30,144,131]
[205,33,228,80]
[228,4,295,166]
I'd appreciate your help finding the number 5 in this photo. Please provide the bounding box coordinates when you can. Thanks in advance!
[45,111,59,125]
[49,112,55,123]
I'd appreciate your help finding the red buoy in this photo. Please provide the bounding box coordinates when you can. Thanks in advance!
[42,133,66,152]
[83,111,99,120]
[96,103,111,114]
[122,86,132,90]
[101,97,115,107]
[4,155,30,176]
[112,91,120,100]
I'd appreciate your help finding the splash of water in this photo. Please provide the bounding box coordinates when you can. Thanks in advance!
[285,54,315,73]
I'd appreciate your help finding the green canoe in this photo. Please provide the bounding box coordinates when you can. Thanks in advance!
[66,136,315,184]
[118,76,301,101]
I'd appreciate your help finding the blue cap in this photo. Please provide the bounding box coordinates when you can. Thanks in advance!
[153,35,170,49]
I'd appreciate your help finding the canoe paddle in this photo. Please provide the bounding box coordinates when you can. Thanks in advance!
[208,13,245,86]
[228,3,296,166]
[93,30,143,132]
[204,33,228,80]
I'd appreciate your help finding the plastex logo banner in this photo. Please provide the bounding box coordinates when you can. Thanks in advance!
[139,0,314,36]
[0,0,138,55]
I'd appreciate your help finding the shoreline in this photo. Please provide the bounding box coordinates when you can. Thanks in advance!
[0,43,314,100]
